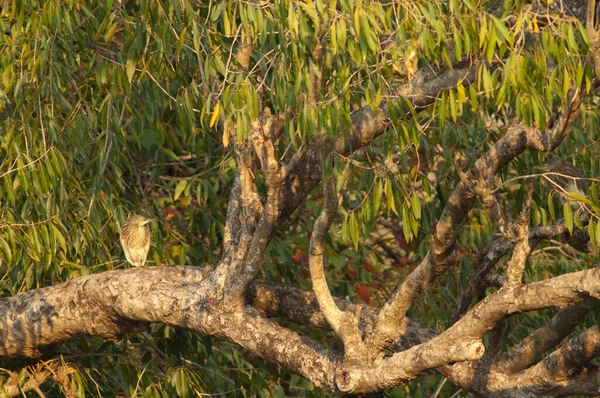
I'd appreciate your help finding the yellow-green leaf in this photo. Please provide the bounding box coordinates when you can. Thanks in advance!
[574,210,584,229]
[174,180,188,201]
[564,202,573,234]
[126,56,136,84]
[104,22,118,42]
[373,179,383,215]
[568,191,592,205]
[547,192,555,220]
[411,192,421,219]
[210,103,220,128]
[588,220,596,246]
[349,213,359,249]
[0,237,11,265]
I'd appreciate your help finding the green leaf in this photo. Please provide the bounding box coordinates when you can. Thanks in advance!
[411,192,421,219]
[342,215,349,242]
[174,180,188,201]
[574,210,584,229]
[588,219,596,247]
[373,179,383,215]
[564,202,573,234]
[160,147,180,162]
[210,103,220,128]
[52,224,67,252]
[401,205,412,241]
[547,192,555,220]
[0,237,11,265]
[104,22,118,42]
[126,55,136,84]
[563,71,570,99]
[491,15,513,46]
[349,213,359,249]
[567,191,592,205]
[177,25,189,59]
[140,129,161,149]
[386,180,397,214]
[485,23,496,62]
[449,89,457,122]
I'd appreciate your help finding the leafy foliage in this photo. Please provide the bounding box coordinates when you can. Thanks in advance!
[1,0,599,395]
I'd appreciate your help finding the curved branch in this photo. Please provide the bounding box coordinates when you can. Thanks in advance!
[309,165,368,361]
[309,177,345,332]
[278,63,482,224]
[0,266,341,389]
[454,217,577,323]
[2,263,597,395]
[495,298,596,374]
[248,277,599,396]
[365,87,585,353]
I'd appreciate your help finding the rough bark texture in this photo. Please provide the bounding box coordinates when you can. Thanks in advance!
[2,17,600,395]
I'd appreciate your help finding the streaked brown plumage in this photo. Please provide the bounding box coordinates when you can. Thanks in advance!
[541,158,588,201]
[120,215,152,267]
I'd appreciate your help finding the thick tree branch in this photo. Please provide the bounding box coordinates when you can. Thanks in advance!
[334,264,600,393]
[1,264,598,395]
[309,166,365,358]
[454,216,578,323]
[587,0,600,75]
[365,86,585,354]
[500,327,600,393]
[0,266,341,390]
[278,63,482,225]
[222,175,242,254]
[495,298,596,374]
[504,190,534,285]
[247,279,438,348]
[0,267,212,357]
[248,278,599,396]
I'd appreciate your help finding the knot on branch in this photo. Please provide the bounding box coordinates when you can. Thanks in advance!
[334,363,384,395]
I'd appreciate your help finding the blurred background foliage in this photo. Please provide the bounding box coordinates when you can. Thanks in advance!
[0,0,598,395]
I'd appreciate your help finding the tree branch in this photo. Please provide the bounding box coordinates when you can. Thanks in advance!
[309,160,365,359]
[495,298,596,374]
[248,278,599,396]
[504,189,534,285]
[1,263,598,395]
[222,175,242,255]
[511,326,600,389]
[277,62,482,225]
[365,86,586,354]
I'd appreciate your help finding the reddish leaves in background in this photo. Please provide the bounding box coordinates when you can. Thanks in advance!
[163,207,176,221]
[397,256,409,266]
[356,284,371,304]
[292,250,309,263]
[361,263,381,279]
[347,264,358,280]
[293,250,310,278]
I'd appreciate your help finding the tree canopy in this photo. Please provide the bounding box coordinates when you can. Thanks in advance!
[1,0,600,396]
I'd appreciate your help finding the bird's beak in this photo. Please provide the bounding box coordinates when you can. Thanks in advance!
[141,218,154,225]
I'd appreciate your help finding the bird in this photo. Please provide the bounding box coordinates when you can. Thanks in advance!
[539,158,588,203]
[120,214,153,267]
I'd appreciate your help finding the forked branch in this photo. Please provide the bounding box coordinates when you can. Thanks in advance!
[365,86,586,355]
[309,154,366,360]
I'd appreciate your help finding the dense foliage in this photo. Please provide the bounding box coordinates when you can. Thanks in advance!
[1,0,599,395]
